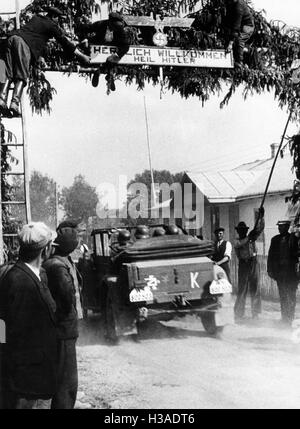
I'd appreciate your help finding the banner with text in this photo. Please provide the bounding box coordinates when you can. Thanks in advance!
[90,45,234,68]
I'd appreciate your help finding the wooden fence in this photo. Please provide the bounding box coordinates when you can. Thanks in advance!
[230,255,281,300]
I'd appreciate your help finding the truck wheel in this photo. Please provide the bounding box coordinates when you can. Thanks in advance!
[200,311,217,335]
[105,294,119,344]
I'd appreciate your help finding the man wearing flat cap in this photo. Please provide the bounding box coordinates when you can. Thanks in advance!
[234,207,265,322]
[0,5,90,117]
[43,221,82,409]
[212,227,232,283]
[76,11,130,91]
[267,219,299,326]
[0,222,57,409]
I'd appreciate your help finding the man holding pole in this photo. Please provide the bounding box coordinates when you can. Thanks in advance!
[234,207,265,322]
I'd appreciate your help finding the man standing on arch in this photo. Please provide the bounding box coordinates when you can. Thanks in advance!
[224,0,254,67]
[0,6,90,118]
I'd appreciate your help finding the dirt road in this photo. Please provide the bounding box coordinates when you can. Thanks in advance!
[76,300,300,409]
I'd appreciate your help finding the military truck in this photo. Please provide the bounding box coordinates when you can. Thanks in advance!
[79,225,233,341]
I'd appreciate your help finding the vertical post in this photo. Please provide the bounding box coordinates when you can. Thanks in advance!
[15,0,20,29]
[21,110,31,224]
[0,120,4,265]
[55,182,59,228]
[143,96,157,207]
[16,0,31,223]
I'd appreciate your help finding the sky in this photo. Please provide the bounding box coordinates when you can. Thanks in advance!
[0,0,300,204]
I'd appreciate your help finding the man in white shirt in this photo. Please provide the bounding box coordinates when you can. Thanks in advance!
[212,227,232,283]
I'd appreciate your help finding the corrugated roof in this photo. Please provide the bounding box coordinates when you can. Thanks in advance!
[233,158,271,171]
[238,154,294,199]
[185,153,295,202]
[185,170,264,203]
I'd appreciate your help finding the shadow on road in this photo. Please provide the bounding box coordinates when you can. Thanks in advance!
[78,314,108,346]
[77,314,212,346]
[244,336,295,351]
[137,319,211,341]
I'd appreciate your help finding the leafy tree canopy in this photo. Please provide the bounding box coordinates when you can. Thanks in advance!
[128,170,183,214]
[9,170,57,229]
[60,174,98,224]
[30,170,57,228]
[3,0,297,119]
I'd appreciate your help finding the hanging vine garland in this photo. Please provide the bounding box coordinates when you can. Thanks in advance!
[1,0,300,217]
[12,0,299,118]
[0,123,19,231]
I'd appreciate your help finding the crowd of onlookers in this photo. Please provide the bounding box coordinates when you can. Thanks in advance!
[1,205,299,409]
[0,220,82,409]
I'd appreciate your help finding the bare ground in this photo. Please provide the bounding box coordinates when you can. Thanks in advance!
[76,299,300,409]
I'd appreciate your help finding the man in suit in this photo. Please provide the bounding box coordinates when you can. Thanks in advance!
[212,227,232,284]
[0,222,57,409]
[267,220,299,326]
[43,221,82,409]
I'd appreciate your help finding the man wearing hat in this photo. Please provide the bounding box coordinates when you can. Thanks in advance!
[0,222,57,409]
[43,221,82,409]
[234,207,265,321]
[212,227,232,283]
[0,6,90,117]
[76,11,130,91]
[267,219,299,326]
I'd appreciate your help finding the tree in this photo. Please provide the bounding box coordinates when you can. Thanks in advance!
[60,175,98,224]
[15,0,299,116]
[128,169,183,196]
[30,171,57,229]
[9,171,57,229]
[125,169,184,225]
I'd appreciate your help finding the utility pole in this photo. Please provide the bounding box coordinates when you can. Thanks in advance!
[55,182,59,228]
[143,96,157,208]
[16,0,31,224]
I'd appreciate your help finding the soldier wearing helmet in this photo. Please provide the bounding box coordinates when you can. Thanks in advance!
[118,229,131,246]
[165,225,179,235]
[111,229,132,259]
[135,225,150,240]
[152,227,166,237]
